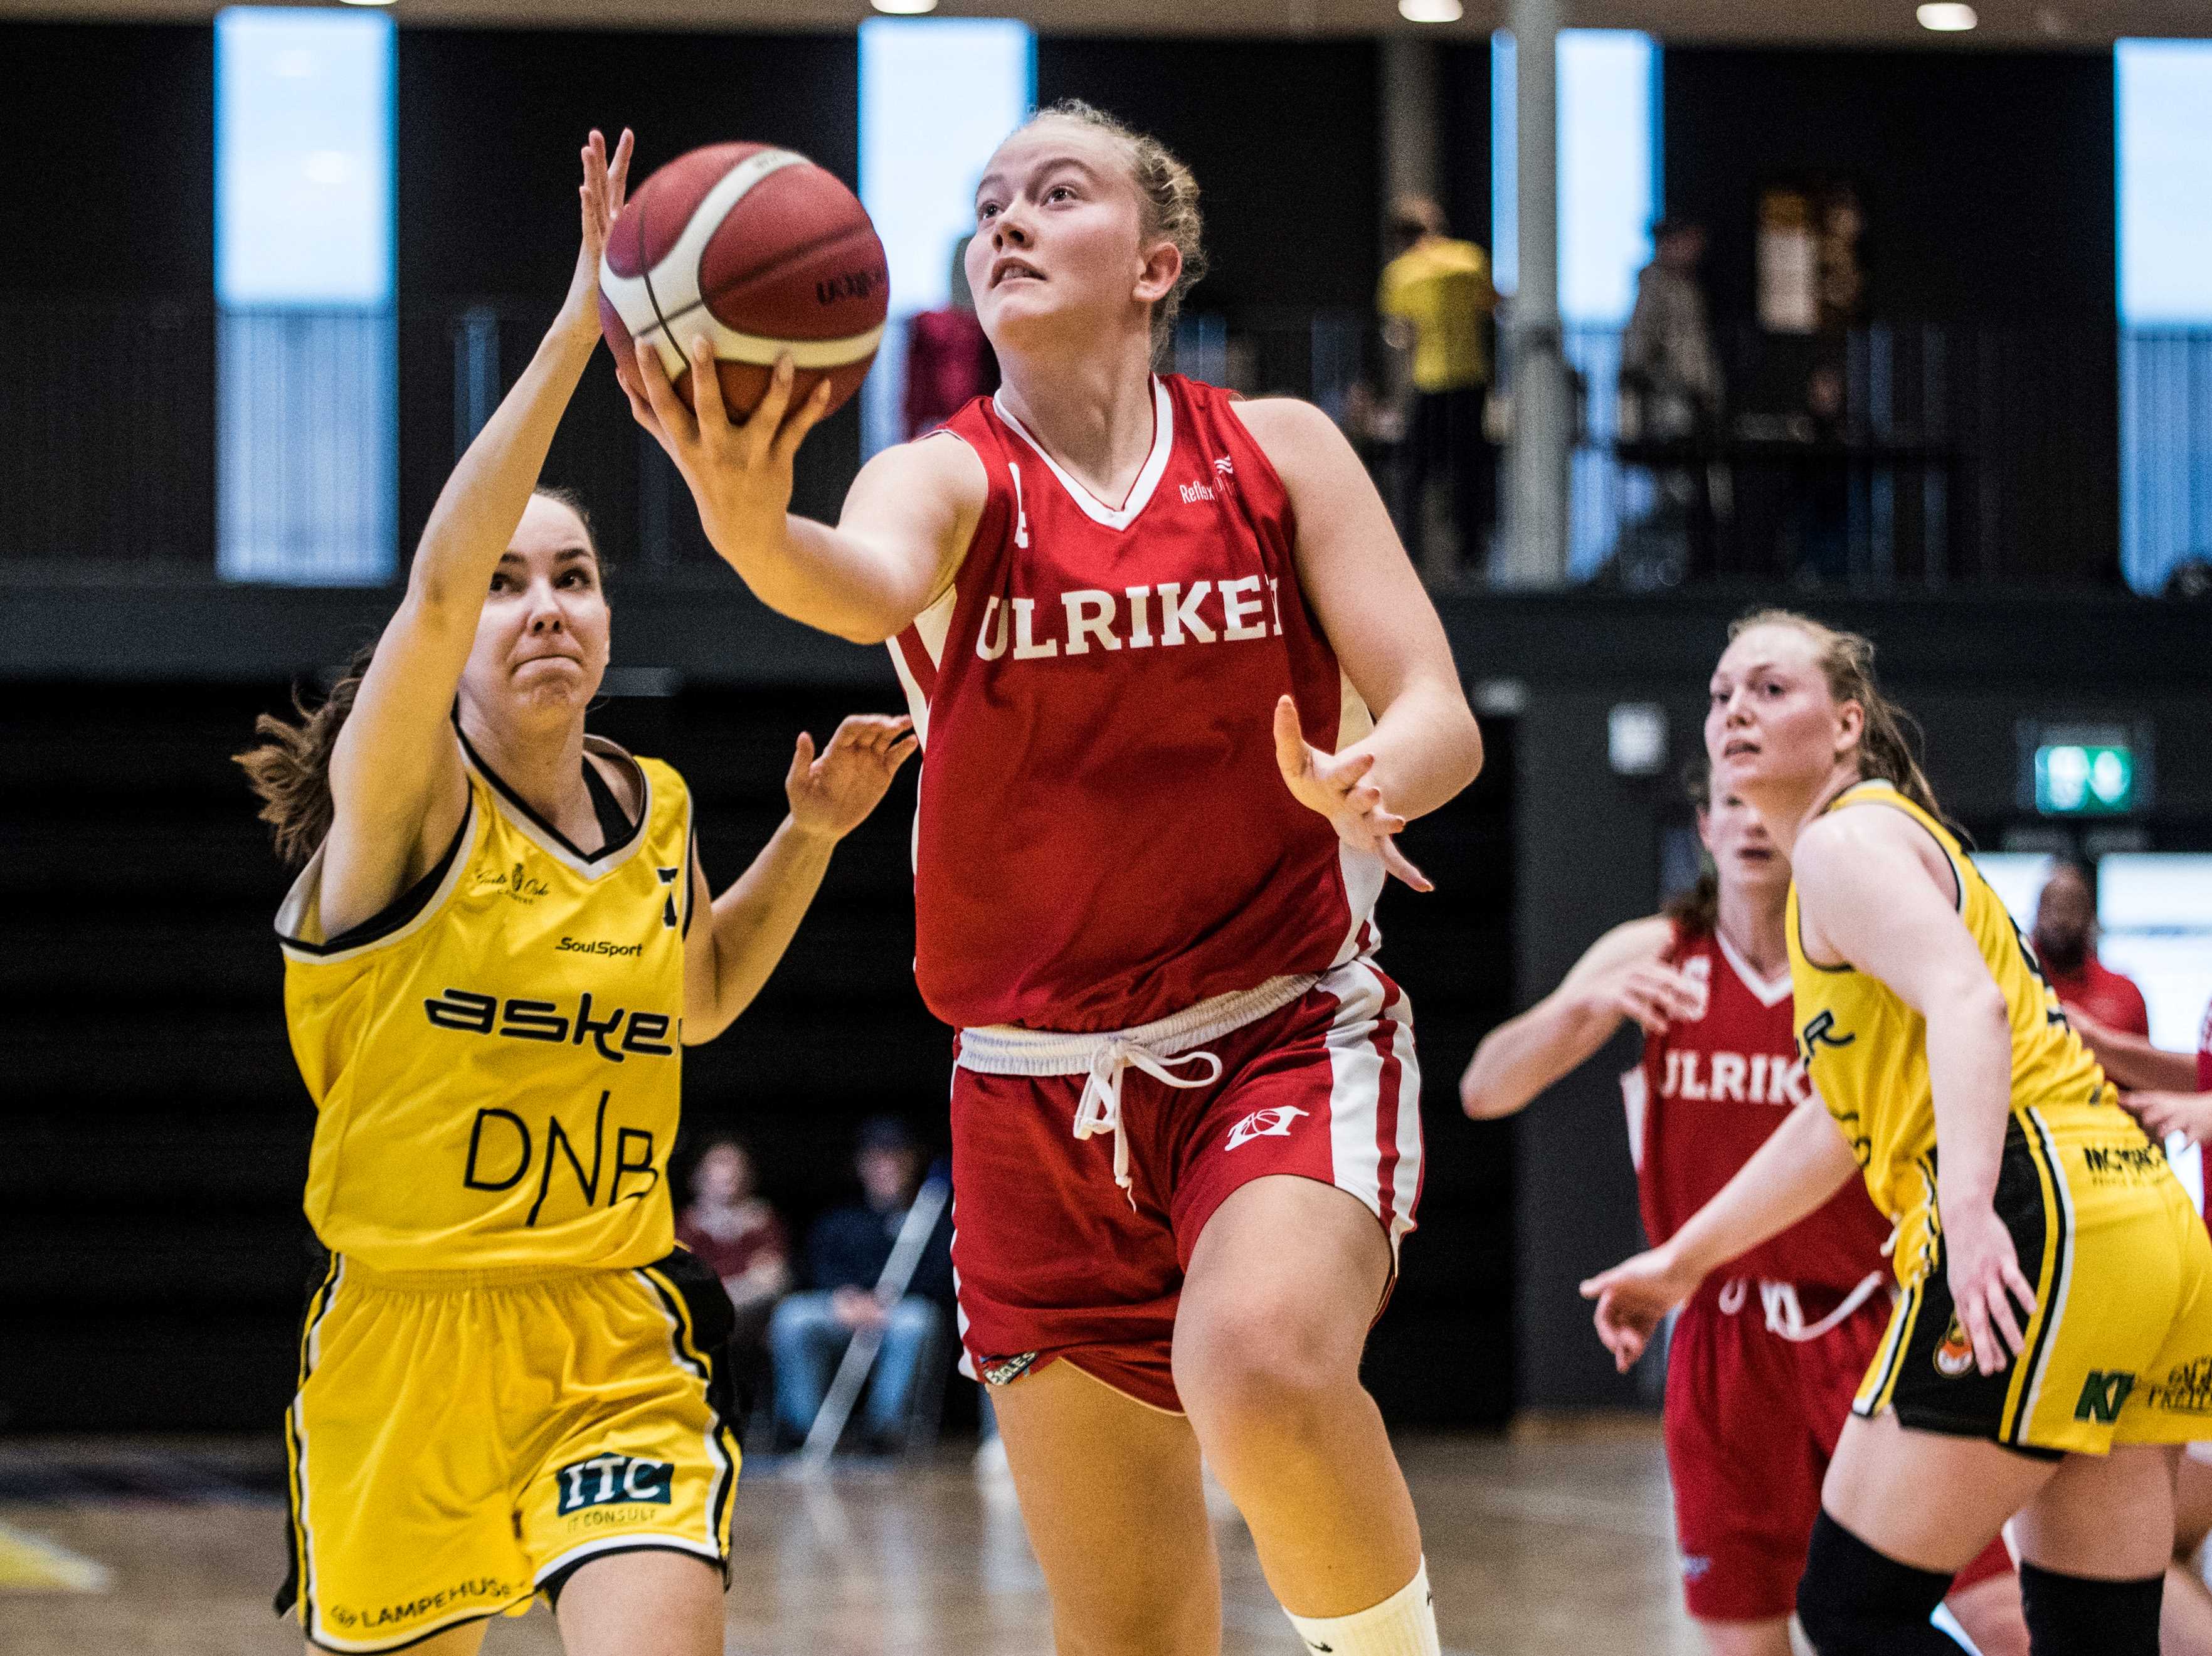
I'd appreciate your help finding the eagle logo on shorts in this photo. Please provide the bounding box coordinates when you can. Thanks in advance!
[1226,1106,1309,1151]
[1934,1313,1976,1378]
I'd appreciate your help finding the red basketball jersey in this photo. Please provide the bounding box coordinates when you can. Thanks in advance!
[1623,922,1893,1291]
[887,375,1384,1034]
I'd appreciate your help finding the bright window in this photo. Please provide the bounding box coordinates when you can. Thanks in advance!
[216,7,393,309]
[214,7,396,586]
[858,18,1035,457]
[2117,40,2212,327]
[1490,28,1658,324]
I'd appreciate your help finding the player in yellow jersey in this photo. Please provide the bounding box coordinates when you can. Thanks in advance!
[235,130,914,1656]
[1580,610,2212,1656]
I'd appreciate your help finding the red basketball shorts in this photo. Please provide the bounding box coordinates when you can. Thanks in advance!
[948,959,1423,1414]
[1664,1284,2014,1623]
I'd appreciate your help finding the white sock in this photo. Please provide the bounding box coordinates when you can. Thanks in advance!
[1282,1558,1439,1656]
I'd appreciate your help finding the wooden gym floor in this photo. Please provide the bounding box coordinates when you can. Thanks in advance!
[0,1423,1704,1655]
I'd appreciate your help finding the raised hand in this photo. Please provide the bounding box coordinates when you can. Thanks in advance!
[1271,695,1432,892]
[1579,1247,1702,1374]
[785,714,918,843]
[1590,959,1708,1036]
[563,128,633,342]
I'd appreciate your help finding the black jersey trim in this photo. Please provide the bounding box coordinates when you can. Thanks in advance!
[582,754,635,849]
[455,723,646,870]
[303,810,472,957]
[277,800,479,966]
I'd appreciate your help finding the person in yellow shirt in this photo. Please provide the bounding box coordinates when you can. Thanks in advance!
[235,130,914,1655]
[1377,198,1496,576]
[1580,609,2212,1655]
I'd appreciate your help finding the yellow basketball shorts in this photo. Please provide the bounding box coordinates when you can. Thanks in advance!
[277,1248,741,1652]
[1855,1105,2212,1456]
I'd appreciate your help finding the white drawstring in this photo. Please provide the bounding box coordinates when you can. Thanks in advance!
[1748,1271,1889,1343]
[1073,1038,1224,1208]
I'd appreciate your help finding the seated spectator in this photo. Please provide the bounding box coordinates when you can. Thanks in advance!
[768,1117,953,1452]
[674,1137,791,1353]
[2033,857,2150,1036]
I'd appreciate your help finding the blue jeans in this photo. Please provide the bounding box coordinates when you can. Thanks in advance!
[768,1292,944,1443]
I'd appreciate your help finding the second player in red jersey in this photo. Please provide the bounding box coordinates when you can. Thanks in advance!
[1463,779,2023,1656]
[626,99,1483,1656]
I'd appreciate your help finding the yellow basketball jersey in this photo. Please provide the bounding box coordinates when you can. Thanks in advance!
[1786,781,2130,1281]
[277,735,692,1274]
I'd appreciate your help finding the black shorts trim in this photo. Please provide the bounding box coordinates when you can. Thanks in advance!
[637,1247,743,1573]
[538,1541,729,1609]
[277,1252,346,1625]
[1866,1116,2057,1450]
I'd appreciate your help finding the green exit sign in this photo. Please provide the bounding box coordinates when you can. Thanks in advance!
[2035,744,2135,815]
[2018,721,2152,818]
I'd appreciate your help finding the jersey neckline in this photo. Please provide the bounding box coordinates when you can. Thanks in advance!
[990,375,1175,532]
[1714,927,1793,1008]
[457,724,652,879]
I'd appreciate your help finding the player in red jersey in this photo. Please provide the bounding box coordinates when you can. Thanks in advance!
[1461,776,2025,1656]
[2032,858,2151,1038]
[623,101,1483,1656]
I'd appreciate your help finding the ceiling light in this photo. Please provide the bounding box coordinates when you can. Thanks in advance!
[336,0,396,8]
[1399,0,1464,20]
[1917,3,1977,28]
[871,0,939,11]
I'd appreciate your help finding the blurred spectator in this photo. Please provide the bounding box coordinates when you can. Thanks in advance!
[674,1137,791,1353]
[2033,858,2150,1037]
[768,1116,953,1450]
[904,236,997,439]
[1377,197,1496,576]
[1622,218,1723,442]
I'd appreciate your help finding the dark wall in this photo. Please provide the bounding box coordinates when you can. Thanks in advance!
[1035,38,1381,316]
[1,673,1513,1433]
[1,24,216,570]
[3,24,214,298]
[1663,46,2115,326]
[393,28,862,554]
[1439,41,1494,266]
[1662,46,2121,585]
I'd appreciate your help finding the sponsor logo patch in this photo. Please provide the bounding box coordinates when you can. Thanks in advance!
[1933,1314,1976,1378]
[2144,1356,2212,1416]
[1226,1105,1309,1151]
[2075,1369,2137,1423]
[555,1453,674,1516]
[980,1352,1040,1386]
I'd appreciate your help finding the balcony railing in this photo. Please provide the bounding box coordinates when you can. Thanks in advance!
[0,298,2202,597]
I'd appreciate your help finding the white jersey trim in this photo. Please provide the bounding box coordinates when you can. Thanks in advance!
[991,376,1174,532]
[1714,929,1792,1008]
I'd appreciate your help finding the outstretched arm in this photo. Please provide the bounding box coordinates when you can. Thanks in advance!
[682,715,916,1043]
[1242,398,1484,887]
[626,332,985,645]
[1579,1097,1860,1371]
[319,130,632,936]
[2070,1007,2199,1094]
[1461,916,1694,1119]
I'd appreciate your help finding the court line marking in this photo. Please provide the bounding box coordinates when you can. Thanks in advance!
[0,1521,113,1592]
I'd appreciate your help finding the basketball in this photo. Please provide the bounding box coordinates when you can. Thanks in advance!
[599,141,888,422]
